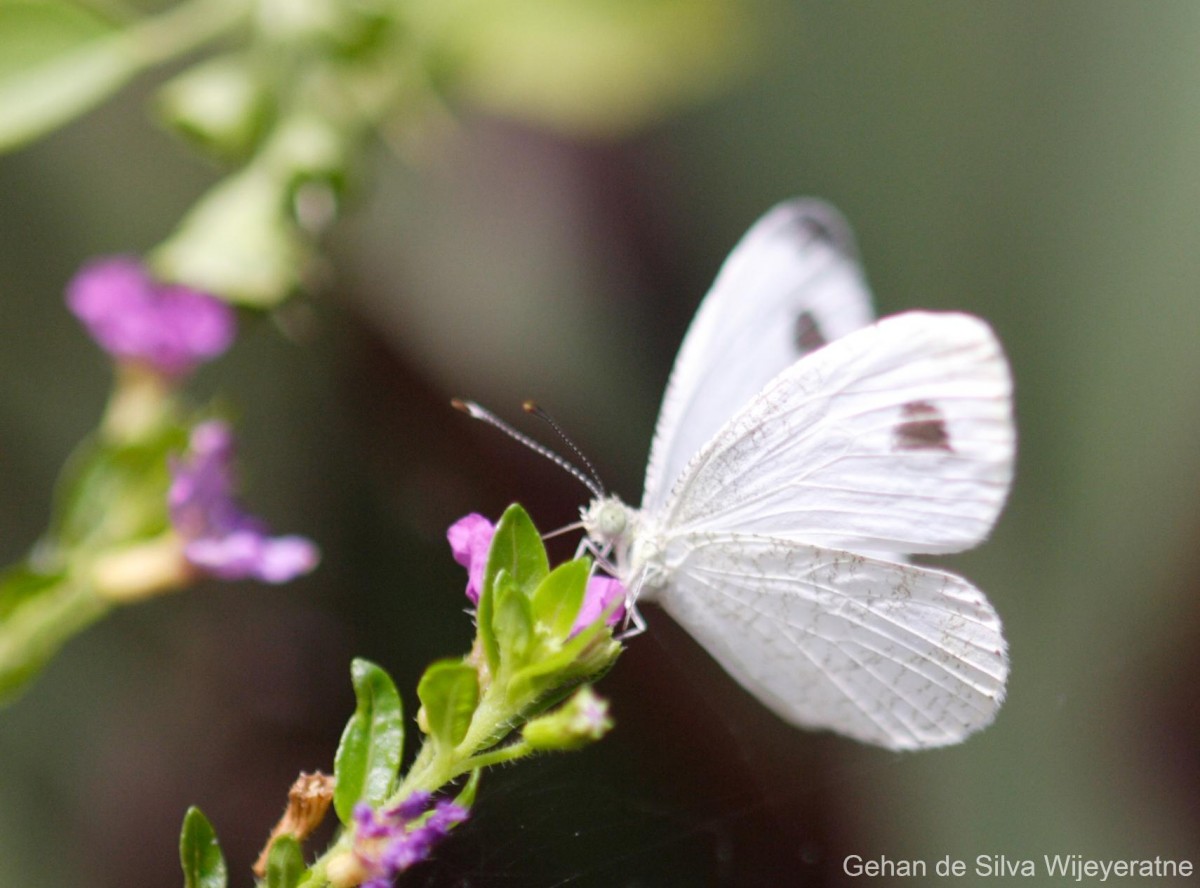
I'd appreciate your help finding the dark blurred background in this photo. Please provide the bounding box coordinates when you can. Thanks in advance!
[3,2,1200,885]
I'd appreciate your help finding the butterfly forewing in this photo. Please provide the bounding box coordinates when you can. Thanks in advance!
[660,311,1014,556]
[642,200,876,513]
[657,532,1008,750]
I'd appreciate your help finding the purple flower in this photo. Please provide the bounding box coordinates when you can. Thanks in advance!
[352,794,469,885]
[67,256,235,376]
[169,421,318,583]
[572,576,626,630]
[447,514,626,631]
[447,513,494,604]
[393,790,434,822]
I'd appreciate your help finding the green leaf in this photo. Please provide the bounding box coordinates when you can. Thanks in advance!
[179,807,227,888]
[332,659,404,825]
[265,835,305,888]
[530,558,589,639]
[0,570,108,707]
[482,504,548,601]
[0,565,65,622]
[406,0,754,136]
[475,565,500,674]
[0,0,141,152]
[476,503,547,675]
[492,574,533,667]
[417,659,480,751]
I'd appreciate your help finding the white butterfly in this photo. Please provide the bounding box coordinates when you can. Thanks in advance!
[581,199,1014,750]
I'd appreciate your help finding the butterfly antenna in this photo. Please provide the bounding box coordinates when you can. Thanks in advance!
[451,399,605,499]
[523,400,607,497]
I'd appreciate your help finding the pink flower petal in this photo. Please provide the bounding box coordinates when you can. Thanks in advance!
[170,421,318,584]
[572,575,627,634]
[446,514,495,604]
[66,256,235,376]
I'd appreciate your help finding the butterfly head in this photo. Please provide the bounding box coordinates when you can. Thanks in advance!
[581,495,631,545]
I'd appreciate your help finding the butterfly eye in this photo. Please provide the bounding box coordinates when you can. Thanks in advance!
[595,502,627,539]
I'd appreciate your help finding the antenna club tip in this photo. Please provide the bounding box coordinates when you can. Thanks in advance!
[450,398,469,412]
[522,400,540,414]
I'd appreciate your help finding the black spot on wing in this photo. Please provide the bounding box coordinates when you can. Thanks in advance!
[893,400,952,451]
[793,212,839,247]
[793,310,828,354]
[785,202,860,261]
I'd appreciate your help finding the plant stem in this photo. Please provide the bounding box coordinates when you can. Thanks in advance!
[124,0,248,68]
[452,740,532,778]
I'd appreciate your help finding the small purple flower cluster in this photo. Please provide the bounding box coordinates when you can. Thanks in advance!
[352,793,468,885]
[169,421,318,583]
[67,256,235,376]
[447,513,625,632]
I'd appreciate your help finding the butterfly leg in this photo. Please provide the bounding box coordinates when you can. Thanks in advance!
[615,603,647,640]
[613,566,650,640]
[575,536,616,575]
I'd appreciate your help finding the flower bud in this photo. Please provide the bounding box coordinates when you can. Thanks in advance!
[251,772,335,877]
[151,167,306,307]
[158,55,268,158]
[522,686,612,751]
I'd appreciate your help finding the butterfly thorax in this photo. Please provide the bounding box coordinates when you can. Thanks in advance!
[581,496,668,601]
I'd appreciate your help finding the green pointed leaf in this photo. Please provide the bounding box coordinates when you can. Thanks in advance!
[332,659,404,824]
[482,504,548,600]
[530,558,589,639]
[476,505,547,674]
[0,569,107,707]
[417,659,480,751]
[475,565,501,674]
[179,807,227,888]
[0,0,141,152]
[492,574,534,667]
[265,835,305,888]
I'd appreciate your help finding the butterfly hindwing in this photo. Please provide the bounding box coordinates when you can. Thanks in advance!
[657,532,1008,750]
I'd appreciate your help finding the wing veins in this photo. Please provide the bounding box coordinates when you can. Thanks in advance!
[685,565,1001,732]
[684,554,1006,679]
[680,567,917,741]
[681,565,980,742]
